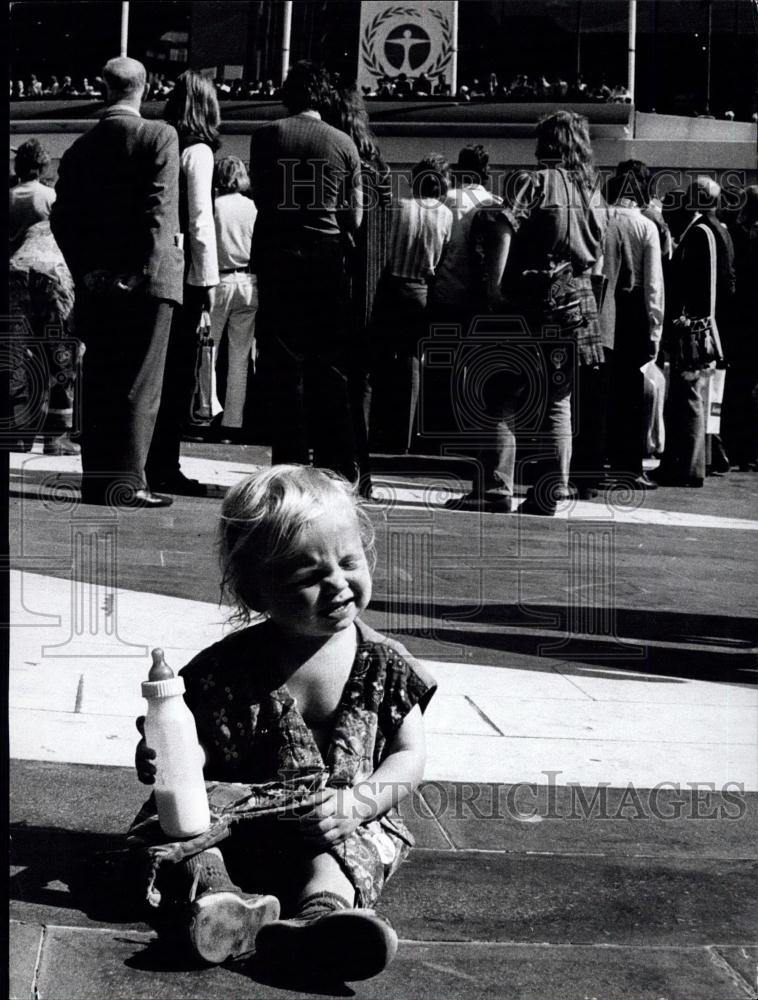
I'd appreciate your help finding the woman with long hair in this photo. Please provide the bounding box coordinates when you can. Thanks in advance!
[453,110,607,515]
[325,83,391,496]
[146,70,221,496]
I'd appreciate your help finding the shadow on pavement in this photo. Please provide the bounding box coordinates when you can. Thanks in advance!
[10,823,145,924]
[392,626,757,683]
[373,600,758,648]
[121,911,357,995]
[370,600,758,683]
[240,958,355,997]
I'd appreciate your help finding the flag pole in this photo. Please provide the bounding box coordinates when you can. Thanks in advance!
[281,1,293,85]
[627,0,637,103]
[704,0,712,114]
[450,0,459,96]
[120,1,129,57]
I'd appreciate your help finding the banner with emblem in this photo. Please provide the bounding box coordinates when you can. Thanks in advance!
[358,1,457,93]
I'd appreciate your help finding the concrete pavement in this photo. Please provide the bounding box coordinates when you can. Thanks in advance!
[9,443,758,999]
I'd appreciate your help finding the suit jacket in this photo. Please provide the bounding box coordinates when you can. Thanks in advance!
[699,212,736,334]
[50,105,184,305]
[666,218,713,323]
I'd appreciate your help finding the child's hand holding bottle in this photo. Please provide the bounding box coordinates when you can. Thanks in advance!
[134,715,157,785]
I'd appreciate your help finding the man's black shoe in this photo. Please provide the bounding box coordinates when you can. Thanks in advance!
[81,487,173,509]
[126,489,174,509]
[217,427,246,445]
[517,499,556,517]
[445,492,512,513]
[151,472,208,497]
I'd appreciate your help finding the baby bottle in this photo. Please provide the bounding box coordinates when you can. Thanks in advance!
[141,648,210,838]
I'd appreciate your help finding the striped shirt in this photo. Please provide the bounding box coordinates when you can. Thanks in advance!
[387,197,453,281]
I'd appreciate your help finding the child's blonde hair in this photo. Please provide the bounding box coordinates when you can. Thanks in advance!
[219,465,375,624]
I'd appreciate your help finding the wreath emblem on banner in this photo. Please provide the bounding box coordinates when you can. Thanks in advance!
[361,5,453,81]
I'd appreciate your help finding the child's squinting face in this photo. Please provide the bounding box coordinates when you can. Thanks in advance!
[260,510,372,638]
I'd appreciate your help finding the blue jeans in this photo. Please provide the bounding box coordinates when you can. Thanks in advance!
[659,371,706,482]
[478,344,573,509]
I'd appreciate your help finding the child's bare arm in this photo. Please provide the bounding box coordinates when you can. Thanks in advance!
[299,705,426,846]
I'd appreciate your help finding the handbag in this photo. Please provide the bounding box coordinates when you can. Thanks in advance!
[188,309,214,426]
[670,223,724,373]
[518,256,585,331]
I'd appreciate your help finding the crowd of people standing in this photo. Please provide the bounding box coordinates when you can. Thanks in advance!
[9,57,757,512]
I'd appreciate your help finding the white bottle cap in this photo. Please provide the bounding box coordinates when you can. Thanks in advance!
[141,675,186,699]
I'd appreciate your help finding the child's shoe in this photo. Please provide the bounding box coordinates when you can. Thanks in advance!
[255,891,398,981]
[189,890,280,964]
[180,849,280,964]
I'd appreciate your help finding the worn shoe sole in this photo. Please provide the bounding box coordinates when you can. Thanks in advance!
[189,892,280,964]
[256,908,399,981]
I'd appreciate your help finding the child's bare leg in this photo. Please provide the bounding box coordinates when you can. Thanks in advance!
[296,851,355,907]
[256,850,398,981]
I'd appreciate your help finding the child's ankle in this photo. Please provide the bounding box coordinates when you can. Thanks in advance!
[295,890,353,920]
[182,849,241,899]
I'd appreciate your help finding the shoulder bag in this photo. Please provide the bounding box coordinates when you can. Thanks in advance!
[516,168,586,332]
[670,223,724,373]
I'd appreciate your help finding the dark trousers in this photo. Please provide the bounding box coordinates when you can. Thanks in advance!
[369,276,427,454]
[255,235,357,483]
[421,304,476,455]
[606,346,646,477]
[261,335,357,482]
[76,291,173,495]
[347,338,373,492]
[478,347,574,507]
[570,361,608,489]
[146,285,205,484]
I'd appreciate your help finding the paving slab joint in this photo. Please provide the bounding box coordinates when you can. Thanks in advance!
[32,923,46,1000]
[707,945,757,998]
[417,788,457,850]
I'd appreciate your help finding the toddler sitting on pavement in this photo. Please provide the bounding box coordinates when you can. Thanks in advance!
[133,465,436,981]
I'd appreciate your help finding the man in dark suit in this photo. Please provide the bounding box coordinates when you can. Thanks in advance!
[249,61,363,485]
[51,57,184,508]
